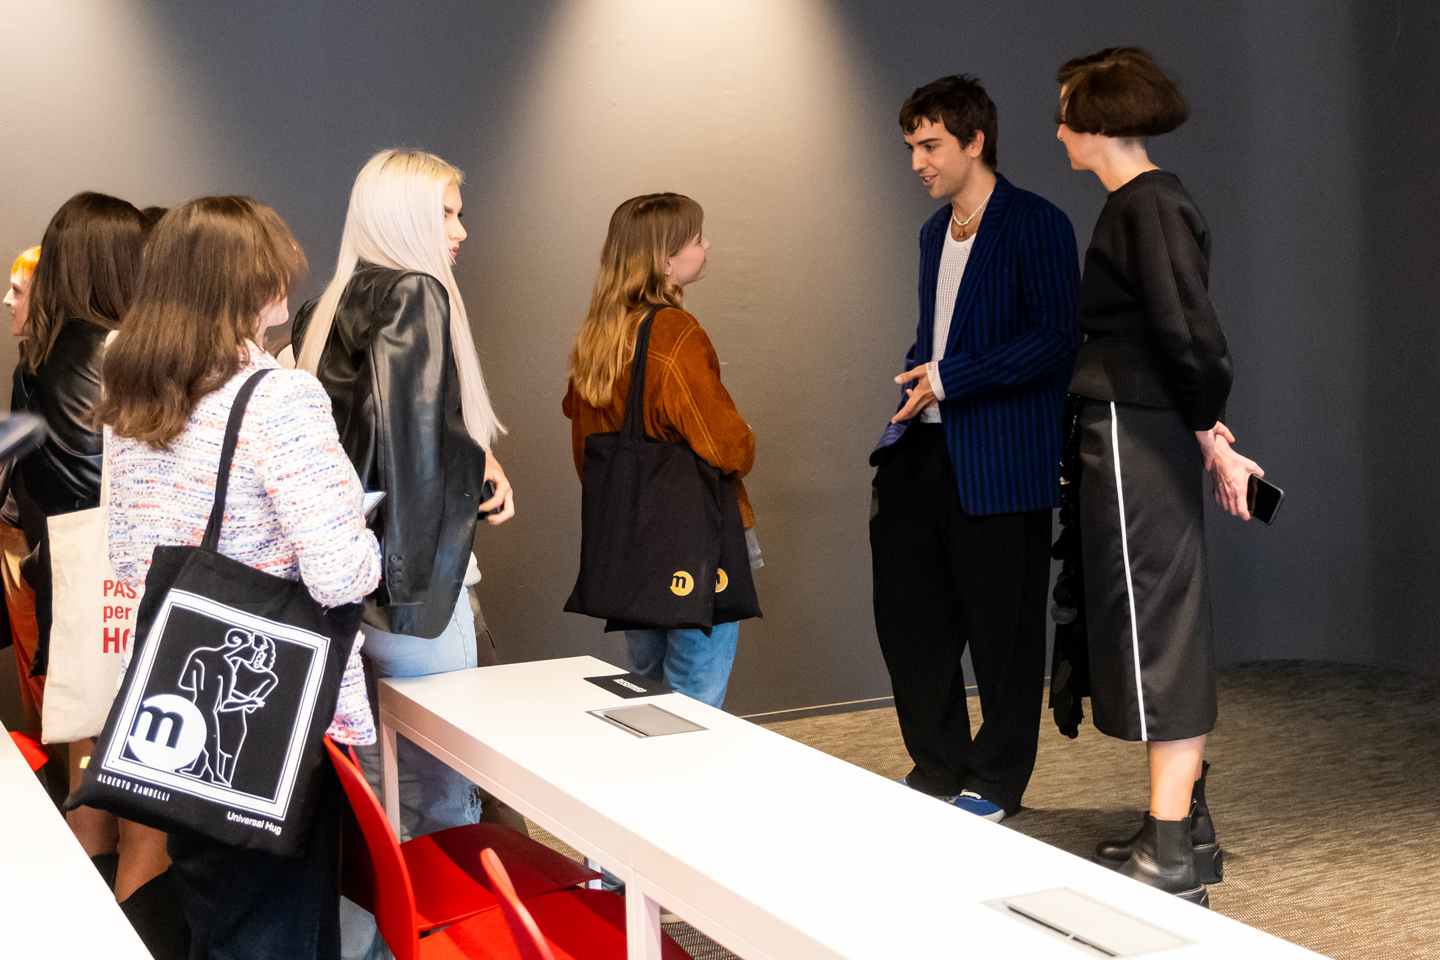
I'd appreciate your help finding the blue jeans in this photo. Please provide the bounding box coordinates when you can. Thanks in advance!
[625,621,740,709]
[341,590,483,960]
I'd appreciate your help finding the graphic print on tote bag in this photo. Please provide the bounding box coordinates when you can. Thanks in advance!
[174,628,280,787]
[100,589,331,821]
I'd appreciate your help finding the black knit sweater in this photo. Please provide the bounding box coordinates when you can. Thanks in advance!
[1069,170,1232,431]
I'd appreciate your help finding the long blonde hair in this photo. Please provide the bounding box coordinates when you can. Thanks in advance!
[297,149,503,448]
[569,193,703,407]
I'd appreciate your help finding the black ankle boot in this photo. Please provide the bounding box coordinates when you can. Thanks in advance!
[1189,761,1223,883]
[1116,815,1208,907]
[1095,762,1224,883]
[118,870,191,960]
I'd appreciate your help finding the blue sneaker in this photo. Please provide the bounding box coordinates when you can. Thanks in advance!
[952,790,1006,822]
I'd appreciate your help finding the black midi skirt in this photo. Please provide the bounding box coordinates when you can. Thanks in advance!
[1078,399,1217,742]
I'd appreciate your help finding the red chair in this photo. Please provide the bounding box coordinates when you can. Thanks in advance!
[326,739,691,960]
[473,847,692,960]
[10,731,49,773]
[325,739,598,939]
[479,848,558,960]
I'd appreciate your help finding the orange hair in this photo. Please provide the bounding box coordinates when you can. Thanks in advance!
[10,246,39,281]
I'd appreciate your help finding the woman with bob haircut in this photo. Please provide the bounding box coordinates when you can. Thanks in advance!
[101,195,381,959]
[13,193,187,948]
[292,147,512,958]
[1055,46,1264,906]
[563,192,756,708]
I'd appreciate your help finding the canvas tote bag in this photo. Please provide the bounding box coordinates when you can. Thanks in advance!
[565,309,760,630]
[711,474,761,626]
[42,331,130,743]
[41,428,135,743]
[69,370,364,856]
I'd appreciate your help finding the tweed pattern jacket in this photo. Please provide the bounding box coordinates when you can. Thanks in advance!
[107,345,381,743]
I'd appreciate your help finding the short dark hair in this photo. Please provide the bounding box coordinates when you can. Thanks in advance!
[899,74,998,170]
[25,192,146,374]
[1056,47,1188,138]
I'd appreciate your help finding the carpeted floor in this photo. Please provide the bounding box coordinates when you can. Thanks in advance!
[534,661,1440,959]
[766,661,1440,960]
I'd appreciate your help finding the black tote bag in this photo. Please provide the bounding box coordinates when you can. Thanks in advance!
[69,370,364,857]
[565,309,758,630]
[712,474,761,626]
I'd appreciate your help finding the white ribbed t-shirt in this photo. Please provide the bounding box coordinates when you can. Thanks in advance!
[921,226,975,423]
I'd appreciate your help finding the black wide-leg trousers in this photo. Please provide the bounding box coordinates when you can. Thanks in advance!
[870,423,1051,814]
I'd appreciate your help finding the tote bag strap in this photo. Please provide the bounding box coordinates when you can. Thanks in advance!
[619,306,665,442]
[201,369,274,551]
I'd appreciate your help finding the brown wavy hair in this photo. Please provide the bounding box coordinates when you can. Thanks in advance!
[98,196,305,448]
[1056,47,1188,138]
[24,192,146,374]
[568,193,703,407]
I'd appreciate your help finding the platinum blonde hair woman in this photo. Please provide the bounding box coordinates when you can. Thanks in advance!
[290,150,513,959]
[297,148,504,449]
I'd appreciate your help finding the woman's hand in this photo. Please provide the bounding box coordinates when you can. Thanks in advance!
[479,453,515,525]
[1194,421,1236,470]
[1205,429,1263,520]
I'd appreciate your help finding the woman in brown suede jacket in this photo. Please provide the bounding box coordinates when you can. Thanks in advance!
[563,193,754,708]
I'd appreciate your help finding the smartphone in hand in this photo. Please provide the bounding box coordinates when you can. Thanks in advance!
[1247,475,1284,525]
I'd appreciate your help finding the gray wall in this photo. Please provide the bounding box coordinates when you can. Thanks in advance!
[1354,0,1440,677]
[0,0,1427,716]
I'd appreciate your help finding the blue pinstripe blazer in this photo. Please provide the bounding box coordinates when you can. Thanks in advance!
[871,173,1080,515]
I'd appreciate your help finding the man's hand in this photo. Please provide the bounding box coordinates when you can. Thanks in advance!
[891,366,937,423]
[479,454,516,524]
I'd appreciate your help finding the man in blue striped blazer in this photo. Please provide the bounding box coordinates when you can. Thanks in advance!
[870,75,1079,821]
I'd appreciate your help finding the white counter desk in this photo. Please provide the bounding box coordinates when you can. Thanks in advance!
[0,722,152,960]
[379,656,1324,960]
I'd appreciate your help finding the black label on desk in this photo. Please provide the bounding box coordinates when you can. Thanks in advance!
[584,673,667,699]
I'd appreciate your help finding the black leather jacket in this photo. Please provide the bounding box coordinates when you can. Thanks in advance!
[293,266,487,639]
[14,319,107,523]
[12,318,110,672]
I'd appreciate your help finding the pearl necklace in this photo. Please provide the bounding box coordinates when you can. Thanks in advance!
[951,189,993,239]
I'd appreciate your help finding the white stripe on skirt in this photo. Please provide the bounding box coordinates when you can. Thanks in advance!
[1109,402,1149,741]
